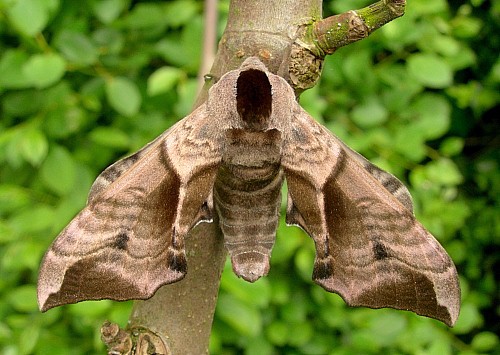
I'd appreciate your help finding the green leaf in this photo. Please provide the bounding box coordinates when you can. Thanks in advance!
[19,128,49,166]
[90,0,127,24]
[424,158,463,186]
[407,53,453,88]
[92,28,124,55]
[106,77,142,117]
[216,294,262,337]
[68,300,113,317]
[0,49,31,89]
[163,0,199,27]
[280,292,308,323]
[294,246,314,282]
[287,322,313,346]
[439,137,464,156]
[452,16,483,39]
[244,337,274,355]
[489,57,500,83]
[43,81,92,138]
[330,0,383,14]
[471,331,499,352]
[174,78,198,117]
[155,18,203,73]
[6,0,49,36]
[0,221,14,244]
[18,321,40,355]
[380,13,426,50]
[446,45,476,71]
[33,332,70,355]
[44,106,88,139]
[1,239,45,272]
[0,185,31,215]
[89,127,130,149]
[446,240,467,264]
[299,85,327,120]
[342,50,376,92]
[453,302,483,334]
[411,0,449,15]
[8,285,38,313]
[54,30,99,66]
[268,275,291,305]
[147,67,182,96]
[39,145,77,196]
[351,97,388,128]
[426,336,452,355]
[121,3,167,29]
[393,127,427,162]
[80,77,105,112]
[9,204,55,234]
[351,329,382,352]
[3,129,26,168]
[366,311,407,346]
[429,35,461,57]
[272,221,303,264]
[298,335,332,355]
[266,321,288,346]
[220,266,270,308]
[22,53,66,88]
[2,90,43,117]
[410,93,450,140]
[446,82,477,109]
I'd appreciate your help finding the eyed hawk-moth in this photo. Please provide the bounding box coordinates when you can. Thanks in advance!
[37,57,460,326]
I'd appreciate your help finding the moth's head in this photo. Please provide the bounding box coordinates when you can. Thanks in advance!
[236,68,272,131]
[207,56,294,132]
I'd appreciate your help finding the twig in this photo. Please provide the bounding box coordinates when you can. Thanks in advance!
[198,0,218,92]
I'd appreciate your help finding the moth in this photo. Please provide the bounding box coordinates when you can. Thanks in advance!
[38,57,460,326]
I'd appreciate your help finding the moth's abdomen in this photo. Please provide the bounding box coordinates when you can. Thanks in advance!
[214,129,283,282]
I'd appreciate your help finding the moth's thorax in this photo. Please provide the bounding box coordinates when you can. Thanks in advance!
[214,128,284,282]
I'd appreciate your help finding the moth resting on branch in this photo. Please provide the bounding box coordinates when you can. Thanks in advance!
[38,57,460,326]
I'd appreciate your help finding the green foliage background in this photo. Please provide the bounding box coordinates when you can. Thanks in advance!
[0,0,498,354]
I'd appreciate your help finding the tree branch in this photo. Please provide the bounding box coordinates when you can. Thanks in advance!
[197,0,218,92]
[298,0,405,56]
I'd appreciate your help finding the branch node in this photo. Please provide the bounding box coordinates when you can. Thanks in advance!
[101,321,171,355]
[296,0,406,57]
[288,42,323,92]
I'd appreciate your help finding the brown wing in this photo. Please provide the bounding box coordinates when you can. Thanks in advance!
[282,108,460,326]
[38,105,221,311]
[87,125,176,202]
[333,135,414,212]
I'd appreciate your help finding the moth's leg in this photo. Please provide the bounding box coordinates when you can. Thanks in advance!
[167,164,219,272]
[309,234,337,283]
[285,191,334,280]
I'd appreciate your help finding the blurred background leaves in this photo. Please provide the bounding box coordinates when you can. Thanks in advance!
[0,0,498,354]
